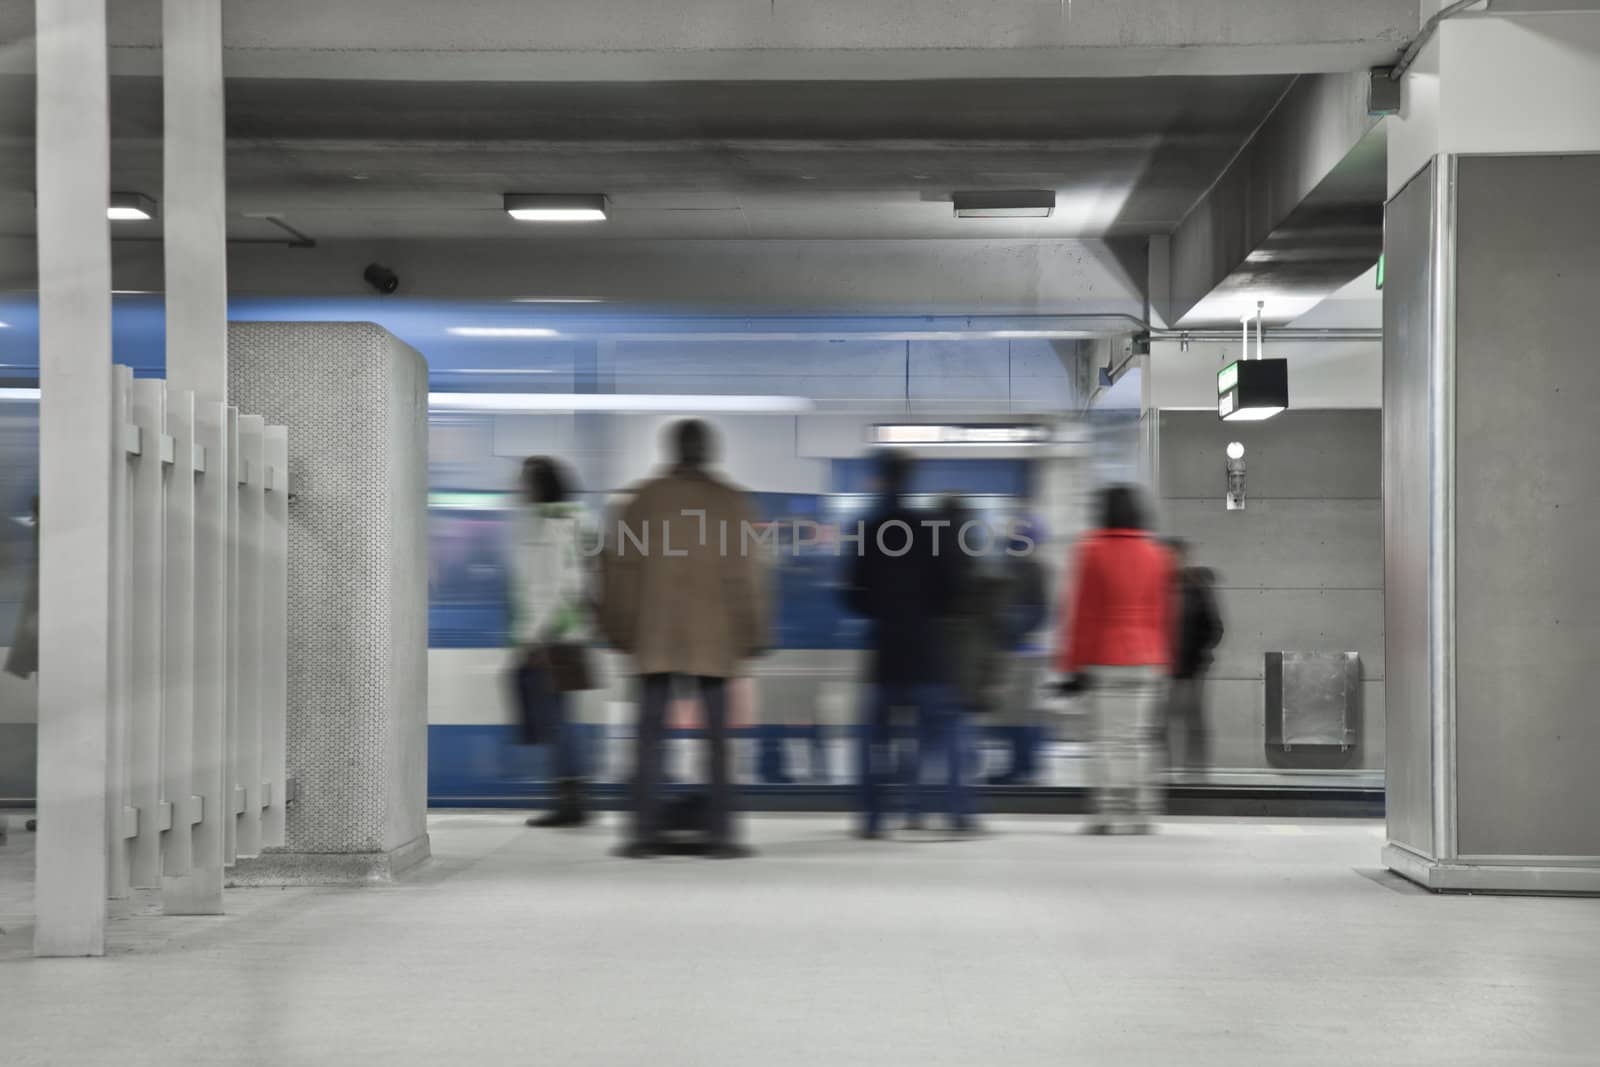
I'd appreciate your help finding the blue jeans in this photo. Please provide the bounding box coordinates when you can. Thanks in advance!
[857,682,975,834]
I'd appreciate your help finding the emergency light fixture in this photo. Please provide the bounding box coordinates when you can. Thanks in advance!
[503,194,608,222]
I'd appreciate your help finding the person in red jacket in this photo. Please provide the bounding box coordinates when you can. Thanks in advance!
[1056,485,1175,835]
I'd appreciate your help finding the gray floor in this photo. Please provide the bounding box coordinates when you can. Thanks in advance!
[3,812,1599,1066]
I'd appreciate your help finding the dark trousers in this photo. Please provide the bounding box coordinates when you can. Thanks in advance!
[630,674,735,845]
[1166,675,1210,771]
[515,660,581,780]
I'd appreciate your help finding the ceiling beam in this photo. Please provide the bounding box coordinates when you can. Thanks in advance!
[1160,72,1385,328]
[1,0,1420,80]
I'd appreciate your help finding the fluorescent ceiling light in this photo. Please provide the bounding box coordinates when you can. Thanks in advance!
[874,424,1051,446]
[0,321,9,328]
[1221,406,1284,422]
[108,192,158,221]
[513,297,605,304]
[448,327,560,338]
[953,190,1055,219]
[0,388,41,401]
[428,392,813,414]
[504,193,608,222]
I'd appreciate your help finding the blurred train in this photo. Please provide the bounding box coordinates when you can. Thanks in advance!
[0,294,1129,805]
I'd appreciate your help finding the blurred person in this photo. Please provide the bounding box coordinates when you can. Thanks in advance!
[1057,485,1173,835]
[1168,541,1224,782]
[508,458,592,828]
[938,494,1011,826]
[600,419,767,859]
[5,495,39,679]
[986,516,1050,785]
[844,451,965,837]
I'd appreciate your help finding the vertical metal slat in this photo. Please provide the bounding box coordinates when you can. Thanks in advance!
[160,389,197,880]
[106,365,135,900]
[233,414,265,857]
[165,398,229,913]
[127,378,168,889]
[223,406,239,866]
[260,425,289,848]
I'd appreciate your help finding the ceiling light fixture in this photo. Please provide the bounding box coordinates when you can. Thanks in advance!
[512,297,605,304]
[952,190,1055,219]
[448,327,560,338]
[503,193,608,222]
[108,192,158,221]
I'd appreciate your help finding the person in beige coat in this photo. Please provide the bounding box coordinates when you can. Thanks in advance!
[601,419,768,858]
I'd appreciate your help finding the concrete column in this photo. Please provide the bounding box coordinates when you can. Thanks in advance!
[1381,10,1600,893]
[159,0,228,916]
[33,0,114,956]
[162,0,228,404]
[226,322,431,885]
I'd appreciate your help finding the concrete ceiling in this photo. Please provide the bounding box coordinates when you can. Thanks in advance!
[1,74,1295,243]
[0,0,1418,81]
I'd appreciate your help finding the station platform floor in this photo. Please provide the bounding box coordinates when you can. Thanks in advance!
[3,812,1599,1065]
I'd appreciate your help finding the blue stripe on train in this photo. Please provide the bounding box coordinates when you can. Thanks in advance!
[426,722,1042,805]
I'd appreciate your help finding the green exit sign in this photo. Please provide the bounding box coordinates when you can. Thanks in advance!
[1376,253,1385,290]
[1217,361,1240,395]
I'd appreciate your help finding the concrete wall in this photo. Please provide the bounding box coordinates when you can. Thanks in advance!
[1388,11,1600,195]
[1158,409,1384,773]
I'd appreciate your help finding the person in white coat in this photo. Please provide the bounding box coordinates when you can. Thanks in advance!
[508,457,590,827]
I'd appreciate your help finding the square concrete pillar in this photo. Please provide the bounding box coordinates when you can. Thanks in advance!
[1382,154,1600,893]
[227,322,430,883]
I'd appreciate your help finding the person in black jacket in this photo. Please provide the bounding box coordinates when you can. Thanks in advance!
[844,451,966,837]
[1168,541,1224,780]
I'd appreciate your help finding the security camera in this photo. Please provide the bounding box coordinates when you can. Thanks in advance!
[363,263,399,294]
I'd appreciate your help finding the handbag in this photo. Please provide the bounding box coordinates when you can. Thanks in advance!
[538,640,596,693]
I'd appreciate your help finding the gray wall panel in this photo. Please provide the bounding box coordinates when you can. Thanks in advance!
[1158,408,1383,772]
[1200,678,1384,770]
[1381,162,1436,858]
[1206,588,1384,681]
[1164,498,1382,591]
[1160,410,1381,500]
[1452,154,1600,859]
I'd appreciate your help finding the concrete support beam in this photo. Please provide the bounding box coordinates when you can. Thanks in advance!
[160,0,228,405]
[6,1,1420,80]
[33,0,114,957]
[1164,73,1385,327]
[88,237,1149,317]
